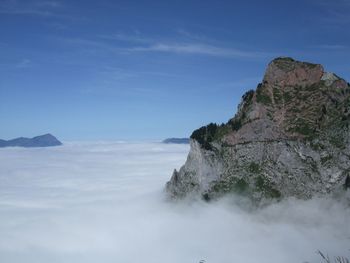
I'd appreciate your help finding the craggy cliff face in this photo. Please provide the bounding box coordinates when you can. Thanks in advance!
[166,57,350,201]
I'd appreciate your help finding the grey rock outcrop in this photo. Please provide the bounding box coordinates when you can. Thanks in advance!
[166,57,350,201]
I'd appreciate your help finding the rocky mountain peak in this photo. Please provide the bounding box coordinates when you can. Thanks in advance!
[263,57,324,88]
[166,57,350,202]
[232,57,350,142]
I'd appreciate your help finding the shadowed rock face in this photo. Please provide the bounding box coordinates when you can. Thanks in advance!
[0,134,62,148]
[166,57,350,201]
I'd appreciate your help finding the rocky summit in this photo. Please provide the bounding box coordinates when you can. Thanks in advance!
[166,57,350,202]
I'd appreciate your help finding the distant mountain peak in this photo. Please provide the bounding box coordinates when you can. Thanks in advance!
[0,134,62,148]
[163,138,190,144]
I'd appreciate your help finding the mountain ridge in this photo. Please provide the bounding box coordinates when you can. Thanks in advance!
[0,134,62,148]
[162,138,190,144]
[166,57,350,202]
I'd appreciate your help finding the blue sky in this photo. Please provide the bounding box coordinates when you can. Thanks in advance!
[1,0,350,140]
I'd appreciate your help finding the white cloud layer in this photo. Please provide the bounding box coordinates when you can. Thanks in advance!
[0,142,349,263]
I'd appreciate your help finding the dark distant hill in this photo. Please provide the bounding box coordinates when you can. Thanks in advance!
[0,134,62,148]
[162,138,190,144]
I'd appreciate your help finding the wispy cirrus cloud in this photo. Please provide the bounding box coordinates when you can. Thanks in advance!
[0,58,32,70]
[100,66,177,79]
[175,29,219,43]
[59,34,271,60]
[80,65,180,96]
[126,43,268,58]
[315,0,350,7]
[98,33,153,44]
[0,0,61,17]
[95,30,272,59]
[312,44,348,50]
[322,9,350,25]
[57,37,115,51]
[310,0,350,25]
[15,58,32,68]
[35,0,61,8]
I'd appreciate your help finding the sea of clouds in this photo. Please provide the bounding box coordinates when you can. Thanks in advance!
[0,142,349,263]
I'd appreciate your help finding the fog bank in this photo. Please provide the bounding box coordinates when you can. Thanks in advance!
[0,142,349,263]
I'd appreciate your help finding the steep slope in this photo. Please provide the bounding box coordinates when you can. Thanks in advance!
[166,57,350,201]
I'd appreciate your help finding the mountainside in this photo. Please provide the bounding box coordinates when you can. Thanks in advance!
[0,134,62,148]
[166,57,350,201]
[163,138,190,144]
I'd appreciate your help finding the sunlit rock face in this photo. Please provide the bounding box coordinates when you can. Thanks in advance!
[166,57,350,201]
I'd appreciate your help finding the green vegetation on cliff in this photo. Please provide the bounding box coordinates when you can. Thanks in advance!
[256,83,272,105]
[190,89,254,149]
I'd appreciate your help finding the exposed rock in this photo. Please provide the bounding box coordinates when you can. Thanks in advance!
[0,134,62,148]
[263,57,323,87]
[166,57,350,202]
